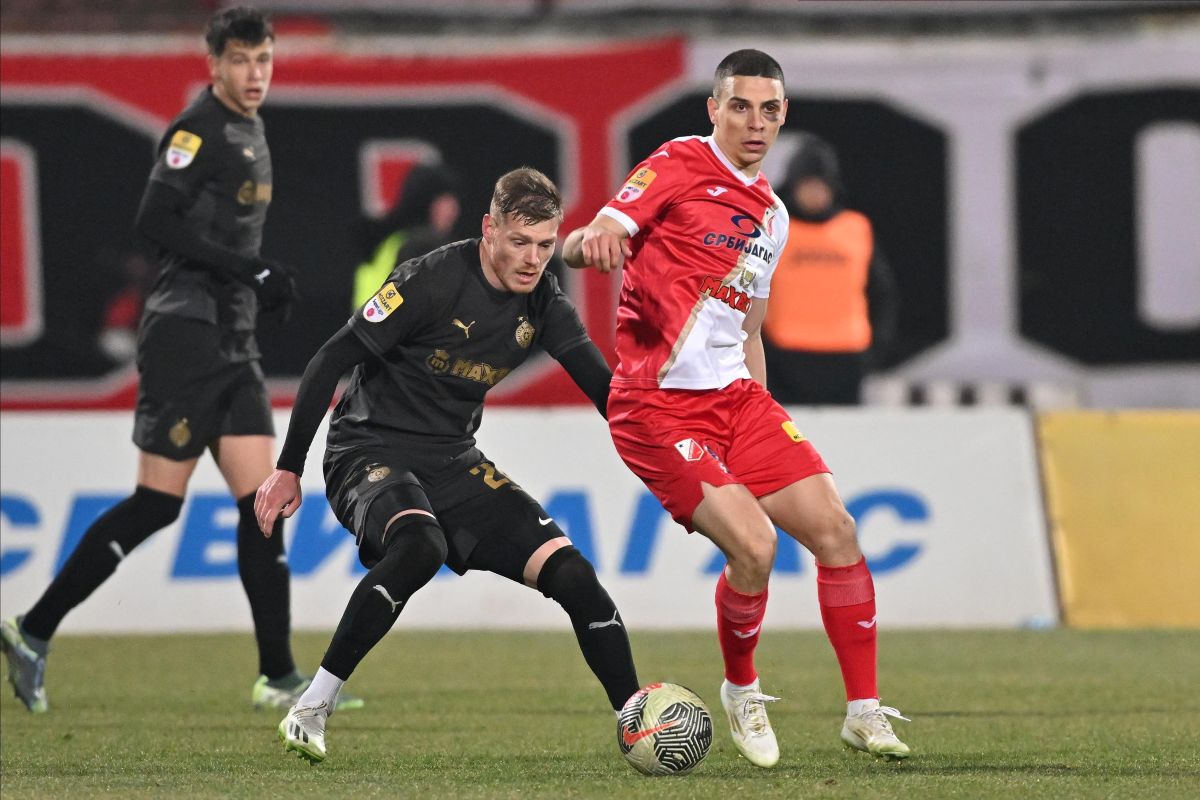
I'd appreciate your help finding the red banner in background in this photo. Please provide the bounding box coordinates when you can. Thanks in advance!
[0,39,685,410]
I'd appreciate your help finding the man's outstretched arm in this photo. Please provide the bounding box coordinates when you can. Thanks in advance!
[562,213,632,274]
[255,325,370,534]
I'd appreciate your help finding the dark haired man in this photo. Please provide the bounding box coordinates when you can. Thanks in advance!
[0,6,341,714]
[564,49,911,766]
[256,167,641,763]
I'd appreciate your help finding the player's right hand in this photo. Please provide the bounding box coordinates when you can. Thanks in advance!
[580,224,633,274]
[255,469,303,536]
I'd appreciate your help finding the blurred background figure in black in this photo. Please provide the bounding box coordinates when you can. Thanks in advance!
[352,163,462,308]
[763,133,899,406]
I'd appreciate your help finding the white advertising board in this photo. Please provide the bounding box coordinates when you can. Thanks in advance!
[0,408,1056,632]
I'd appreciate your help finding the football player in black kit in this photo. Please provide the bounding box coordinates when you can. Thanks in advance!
[255,168,641,763]
[0,7,361,715]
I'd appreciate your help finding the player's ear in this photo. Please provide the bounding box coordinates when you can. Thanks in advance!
[206,53,220,82]
[707,95,719,125]
[481,213,493,239]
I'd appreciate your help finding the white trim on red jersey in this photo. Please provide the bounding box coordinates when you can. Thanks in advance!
[601,135,789,391]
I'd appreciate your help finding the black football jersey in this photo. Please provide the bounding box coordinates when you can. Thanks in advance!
[327,239,589,452]
[142,87,271,335]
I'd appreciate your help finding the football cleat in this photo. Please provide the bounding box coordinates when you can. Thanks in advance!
[841,702,911,760]
[278,702,330,763]
[252,674,364,712]
[720,679,780,768]
[0,616,48,714]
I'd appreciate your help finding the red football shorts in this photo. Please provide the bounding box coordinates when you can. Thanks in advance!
[607,379,830,531]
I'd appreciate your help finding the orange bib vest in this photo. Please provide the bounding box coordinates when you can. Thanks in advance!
[763,210,873,352]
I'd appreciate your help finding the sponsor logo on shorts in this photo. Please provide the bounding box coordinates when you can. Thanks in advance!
[366,465,391,483]
[169,417,191,448]
[781,421,806,442]
[165,129,201,169]
[674,438,704,462]
[364,282,403,323]
[616,167,655,203]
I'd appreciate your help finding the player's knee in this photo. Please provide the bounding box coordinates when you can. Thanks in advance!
[725,528,776,583]
[109,486,183,554]
[807,508,857,558]
[382,514,448,580]
[536,546,608,610]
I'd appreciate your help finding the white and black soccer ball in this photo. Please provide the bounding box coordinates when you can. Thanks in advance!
[617,682,713,776]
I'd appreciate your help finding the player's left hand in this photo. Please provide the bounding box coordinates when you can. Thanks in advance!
[250,258,300,321]
[255,469,303,536]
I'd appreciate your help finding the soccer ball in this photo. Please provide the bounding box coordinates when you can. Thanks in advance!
[617,682,713,776]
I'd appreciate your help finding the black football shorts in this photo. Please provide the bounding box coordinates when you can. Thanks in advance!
[324,445,566,579]
[132,313,273,460]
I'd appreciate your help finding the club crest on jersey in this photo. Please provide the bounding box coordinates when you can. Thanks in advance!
[762,207,778,238]
[363,282,403,323]
[674,438,704,462]
[616,167,656,203]
[515,316,534,348]
[165,129,202,169]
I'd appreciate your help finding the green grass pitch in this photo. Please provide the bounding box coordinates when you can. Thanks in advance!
[1,629,1197,798]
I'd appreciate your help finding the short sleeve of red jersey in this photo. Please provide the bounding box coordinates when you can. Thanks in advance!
[598,141,689,237]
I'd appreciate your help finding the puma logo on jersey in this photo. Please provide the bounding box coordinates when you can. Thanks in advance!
[452,319,476,338]
[707,187,728,196]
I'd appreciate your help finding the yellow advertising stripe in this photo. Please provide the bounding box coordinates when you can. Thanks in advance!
[1037,411,1200,628]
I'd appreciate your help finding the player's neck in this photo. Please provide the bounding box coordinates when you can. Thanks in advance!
[712,136,762,181]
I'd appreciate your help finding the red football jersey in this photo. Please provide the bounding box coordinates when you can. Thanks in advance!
[600,135,789,390]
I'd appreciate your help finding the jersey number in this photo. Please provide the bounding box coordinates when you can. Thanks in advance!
[469,461,511,490]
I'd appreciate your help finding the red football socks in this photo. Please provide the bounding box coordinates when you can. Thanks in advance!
[817,557,878,701]
[715,569,768,686]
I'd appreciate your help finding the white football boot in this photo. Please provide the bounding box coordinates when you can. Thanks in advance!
[720,679,781,768]
[278,702,330,763]
[841,700,911,760]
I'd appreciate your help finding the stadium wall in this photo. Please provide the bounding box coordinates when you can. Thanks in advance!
[0,408,1056,632]
[2,29,1197,408]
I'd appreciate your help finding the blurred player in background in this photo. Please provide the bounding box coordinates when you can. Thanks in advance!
[255,168,641,763]
[563,49,910,765]
[0,6,361,715]
[352,162,463,309]
[763,133,899,405]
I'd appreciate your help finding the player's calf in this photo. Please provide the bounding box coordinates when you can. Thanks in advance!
[537,546,641,710]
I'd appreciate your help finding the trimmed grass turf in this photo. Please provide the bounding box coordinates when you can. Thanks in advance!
[1,629,1198,798]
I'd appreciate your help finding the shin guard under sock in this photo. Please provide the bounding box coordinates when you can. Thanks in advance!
[237,493,295,680]
[538,546,640,710]
[22,486,182,641]
[320,517,447,679]
[715,569,768,686]
[817,557,878,700]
